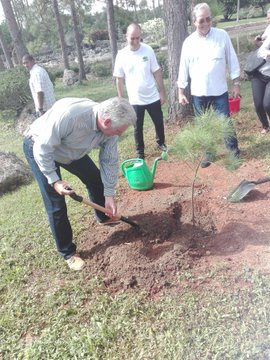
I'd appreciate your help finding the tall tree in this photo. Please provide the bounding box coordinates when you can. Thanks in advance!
[163,0,191,123]
[0,0,27,64]
[70,0,86,80]
[52,0,69,69]
[0,26,13,68]
[106,0,117,70]
[0,54,5,70]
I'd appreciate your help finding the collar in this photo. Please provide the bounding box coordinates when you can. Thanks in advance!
[196,27,212,38]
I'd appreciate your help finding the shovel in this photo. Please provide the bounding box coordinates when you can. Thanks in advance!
[227,177,270,203]
[69,192,140,229]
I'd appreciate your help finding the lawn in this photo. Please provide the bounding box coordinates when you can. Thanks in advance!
[1,76,270,359]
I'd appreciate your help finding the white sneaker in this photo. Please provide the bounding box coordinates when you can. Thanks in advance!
[66,255,85,271]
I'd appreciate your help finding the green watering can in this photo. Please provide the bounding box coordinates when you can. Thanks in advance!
[121,152,168,191]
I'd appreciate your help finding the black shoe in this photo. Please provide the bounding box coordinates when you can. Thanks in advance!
[233,149,240,158]
[158,144,167,152]
[201,155,212,168]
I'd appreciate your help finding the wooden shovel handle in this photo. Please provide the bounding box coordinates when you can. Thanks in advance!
[69,192,109,214]
[69,192,140,228]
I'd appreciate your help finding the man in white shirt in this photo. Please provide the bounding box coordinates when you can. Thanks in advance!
[23,97,136,271]
[113,23,166,159]
[178,2,241,168]
[22,54,56,117]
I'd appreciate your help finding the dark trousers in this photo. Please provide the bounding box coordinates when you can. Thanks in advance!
[23,136,107,259]
[251,71,270,129]
[192,91,239,153]
[132,100,165,156]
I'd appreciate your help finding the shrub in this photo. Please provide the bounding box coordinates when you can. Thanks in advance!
[0,66,31,114]
[91,63,111,77]
[148,43,160,50]
[48,68,64,80]
[44,67,58,85]
[90,29,109,42]
[156,52,168,79]
[159,38,167,47]
[141,18,165,45]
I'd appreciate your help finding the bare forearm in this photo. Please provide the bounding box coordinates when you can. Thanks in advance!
[37,92,44,109]
[153,69,166,104]
[116,78,124,97]
[153,69,165,94]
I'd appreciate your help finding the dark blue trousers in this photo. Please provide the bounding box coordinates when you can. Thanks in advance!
[23,136,107,259]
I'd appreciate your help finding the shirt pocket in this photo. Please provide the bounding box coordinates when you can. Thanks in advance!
[210,47,223,61]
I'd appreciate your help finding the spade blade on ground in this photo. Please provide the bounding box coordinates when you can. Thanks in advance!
[227,177,270,203]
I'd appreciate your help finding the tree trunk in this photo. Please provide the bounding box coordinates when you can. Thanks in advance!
[152,0,156,17]
[106,0,117,71]
[52,0,69,69]
[0,27,14,68]
[70,0,86,81]
[0,0,28,64]
[0,54,5,70]
[163,0,192,123]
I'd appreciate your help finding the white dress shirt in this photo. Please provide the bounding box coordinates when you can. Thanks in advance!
[177,27,240,96]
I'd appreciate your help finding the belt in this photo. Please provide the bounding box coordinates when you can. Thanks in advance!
[26,134,34,142]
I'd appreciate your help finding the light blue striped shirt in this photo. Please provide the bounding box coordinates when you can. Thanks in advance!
[28,97,119,196]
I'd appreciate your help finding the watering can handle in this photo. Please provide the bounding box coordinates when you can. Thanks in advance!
[120,158,143,176]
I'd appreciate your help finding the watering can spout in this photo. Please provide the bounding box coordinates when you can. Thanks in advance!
[151,151,168,178]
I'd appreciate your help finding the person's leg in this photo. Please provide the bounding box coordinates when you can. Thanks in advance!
[192,96,214,167]
[251,75,269,130]
[192,95,211,115]
[212,92,239,154]
[133,105,145,158]
[262,79,270,128]
[60,155,108,222]
[23,137,76,259]
[146,100,166,147]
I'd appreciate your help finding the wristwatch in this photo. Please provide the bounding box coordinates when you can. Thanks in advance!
[233,81,241,86]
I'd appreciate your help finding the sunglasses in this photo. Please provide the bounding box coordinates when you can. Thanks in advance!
[197,17,212,24]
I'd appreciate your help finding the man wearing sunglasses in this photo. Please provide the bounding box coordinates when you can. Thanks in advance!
[178,2,241,168]
[113,23,167,159]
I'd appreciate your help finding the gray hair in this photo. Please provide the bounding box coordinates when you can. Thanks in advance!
[98,97,136,128]
[192,3,211,22]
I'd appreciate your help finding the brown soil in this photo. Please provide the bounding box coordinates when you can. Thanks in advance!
[79,128,270,297]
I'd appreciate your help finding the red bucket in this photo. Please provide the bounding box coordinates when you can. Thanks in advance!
[228,96,240,114]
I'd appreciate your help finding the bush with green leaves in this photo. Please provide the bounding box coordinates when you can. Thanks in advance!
[0,66,31,114]
[141,18,165,45]
[90,29,109,42]
[148,43,160,50]
[156,52,168,79]
[91,62,111,77]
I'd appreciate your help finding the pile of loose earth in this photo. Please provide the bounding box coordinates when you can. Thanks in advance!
[79,158,270,296]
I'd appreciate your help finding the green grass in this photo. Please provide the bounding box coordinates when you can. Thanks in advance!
[1,78,270,359]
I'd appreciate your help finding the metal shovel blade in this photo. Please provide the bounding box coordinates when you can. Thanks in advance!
[227,180,257,203]
[227,176,270,203]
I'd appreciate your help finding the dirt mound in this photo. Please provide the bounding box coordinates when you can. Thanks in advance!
[79,159,270,296]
